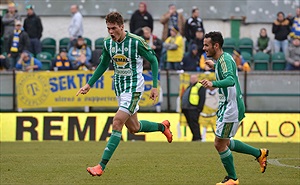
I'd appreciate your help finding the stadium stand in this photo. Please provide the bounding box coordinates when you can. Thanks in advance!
[59,37,70,50]
[271,52,286,70]
[84,37,92,49]
[41,37,56,57]
[223,37,236,54]
[95,37,105,50]
[36,51,53,70]
[238,37,253,56]
[253,51,270,70]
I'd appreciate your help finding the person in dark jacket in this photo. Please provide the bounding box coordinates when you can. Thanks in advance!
[129,2,154,36]
[272,11,290,55]
[23,5,43,56]
[142,26,163,69]
[2,2,21,52]
[185,7,205,42]
[181,44,200,71]
[181,74,206,141]
[7,20,30,69]
[52,48,73,70]
[189,27,204,56]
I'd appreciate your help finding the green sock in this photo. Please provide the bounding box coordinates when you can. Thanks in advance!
[219,148,237,180]
[99,130,121,170]
[138,120,165,132]
[229,139,261,158]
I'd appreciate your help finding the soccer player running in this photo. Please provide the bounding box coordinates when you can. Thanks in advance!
[200,31,268,185]
[76,12,173,176]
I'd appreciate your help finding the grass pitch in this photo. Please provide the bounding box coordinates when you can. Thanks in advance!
[1,142,299,185]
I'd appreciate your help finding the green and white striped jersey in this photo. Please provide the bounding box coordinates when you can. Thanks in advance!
[89,31,158,96]
[212,52,245,122]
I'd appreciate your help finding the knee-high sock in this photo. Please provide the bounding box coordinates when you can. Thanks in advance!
[219,148,237,180]
[99,130,121,170]
[229,139,261,158]
[138,120,165,132]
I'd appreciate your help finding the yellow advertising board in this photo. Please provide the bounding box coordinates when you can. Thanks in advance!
[0,113,299,142]
[16,70,159,108]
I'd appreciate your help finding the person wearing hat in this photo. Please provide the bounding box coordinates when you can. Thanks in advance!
[163,25,184,70]
[2,2,21,52]
[181,44,200,71]
[15,51,42,71]
[6,20,30,69]
[23,5,43,56]
[185,7,205,43]
[52,48,73,70]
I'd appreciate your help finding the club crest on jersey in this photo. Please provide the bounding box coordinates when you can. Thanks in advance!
[113,54,129,66]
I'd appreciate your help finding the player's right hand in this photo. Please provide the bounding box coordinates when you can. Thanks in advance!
[205,60,215,69]
[76,84,91,96]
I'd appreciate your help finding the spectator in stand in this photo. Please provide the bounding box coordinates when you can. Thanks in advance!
[181,44,200,71]
[288,7,300,39]
[185,7,205,43]
[272,12,290,55]
[2,2,21,53]
[68,4,83,49]
[232,49,251,72]
[142,26,163,67]
[189,27,205,56]
[23,5,43,56]
[160,4,185,41]
[285,37,300,70]
[52,48,73,70]
[15,51,42,71]
[68,36,92,70]
[163,26,184,70]
[6,20,30,69]
[254,28,272,54]
[130,2,153,36]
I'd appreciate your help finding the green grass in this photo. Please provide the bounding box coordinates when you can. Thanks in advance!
[1,142,299,185]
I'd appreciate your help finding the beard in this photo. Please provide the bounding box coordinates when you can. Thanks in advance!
[206,49,216,57]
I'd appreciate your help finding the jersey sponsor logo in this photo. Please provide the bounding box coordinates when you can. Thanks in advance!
[219,94,226,102]
[112,54,130,67]
[115,68,133,76]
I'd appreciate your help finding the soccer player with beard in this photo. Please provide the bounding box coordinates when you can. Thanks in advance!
[200,31,268,185]
[76,12,172,176]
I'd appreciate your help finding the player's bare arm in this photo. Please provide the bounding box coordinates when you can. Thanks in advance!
[76,84,91,96]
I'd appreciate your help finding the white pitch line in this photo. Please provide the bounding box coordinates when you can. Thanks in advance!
[268,158,300,169]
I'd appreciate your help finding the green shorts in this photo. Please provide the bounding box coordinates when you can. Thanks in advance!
[215,121,239,138]
[117,92,142,115]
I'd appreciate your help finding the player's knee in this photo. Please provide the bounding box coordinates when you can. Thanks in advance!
[127,125,139,133]
[112,119,124,131]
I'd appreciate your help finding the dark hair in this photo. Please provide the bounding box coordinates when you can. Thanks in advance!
[192,7,198,14]
[204,31,224,48]
[277,11,285,17]
[105,12,124,26]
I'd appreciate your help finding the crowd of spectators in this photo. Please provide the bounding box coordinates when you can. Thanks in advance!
[1,2,299,71]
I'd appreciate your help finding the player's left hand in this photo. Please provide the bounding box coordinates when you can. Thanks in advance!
[200,79,213,88]
[150,88,158,102]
